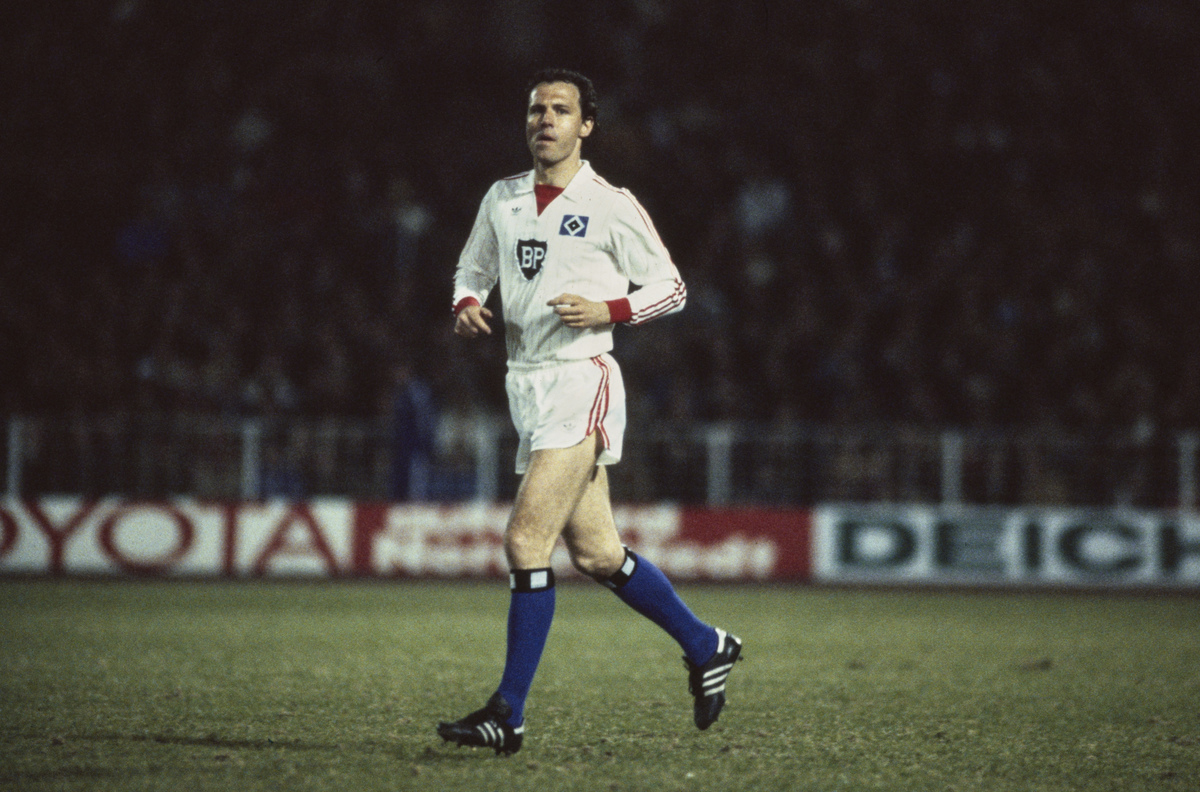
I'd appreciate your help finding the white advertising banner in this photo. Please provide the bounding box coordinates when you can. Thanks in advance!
[0,498,357,577]
[813,504,1200,588]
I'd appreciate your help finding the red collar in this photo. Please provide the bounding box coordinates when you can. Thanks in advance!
[534,184,564,216]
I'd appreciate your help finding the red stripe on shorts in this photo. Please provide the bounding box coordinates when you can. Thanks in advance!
[588,356,611,449]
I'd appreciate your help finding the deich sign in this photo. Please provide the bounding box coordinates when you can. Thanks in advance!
[814,505,1200,588]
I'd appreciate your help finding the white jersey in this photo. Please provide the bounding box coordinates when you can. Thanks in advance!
[453,161,686,364]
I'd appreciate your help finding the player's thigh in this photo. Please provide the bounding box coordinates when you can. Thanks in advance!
[505,434,600,567]
[561,465,625,579]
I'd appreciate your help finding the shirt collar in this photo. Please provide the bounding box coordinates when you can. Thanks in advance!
[522,160,594,197]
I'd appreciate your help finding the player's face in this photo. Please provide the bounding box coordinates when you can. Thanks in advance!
[526,82,594,168]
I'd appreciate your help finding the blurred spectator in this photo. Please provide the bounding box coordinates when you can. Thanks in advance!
[385,359,437,502]
[260,438,307,500]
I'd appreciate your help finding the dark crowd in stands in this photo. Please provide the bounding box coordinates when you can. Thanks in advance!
[4,0,1198,439]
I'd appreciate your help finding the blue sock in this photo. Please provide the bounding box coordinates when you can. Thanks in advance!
[605,549,717,665]
[496,568,555,727]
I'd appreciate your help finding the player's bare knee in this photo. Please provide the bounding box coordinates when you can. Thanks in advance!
[567,552,599,580]
[504,528,546,569]
[568,546,623,581]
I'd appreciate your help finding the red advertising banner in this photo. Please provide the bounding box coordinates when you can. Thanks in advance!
[0,498,812,581]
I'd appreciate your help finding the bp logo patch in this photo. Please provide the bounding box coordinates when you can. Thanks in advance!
[560,215,589,237]
[517,239,547,280]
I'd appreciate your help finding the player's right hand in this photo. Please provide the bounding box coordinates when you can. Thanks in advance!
[455,304,494,337]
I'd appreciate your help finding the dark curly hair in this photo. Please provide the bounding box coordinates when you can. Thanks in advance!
[526,68,599,127]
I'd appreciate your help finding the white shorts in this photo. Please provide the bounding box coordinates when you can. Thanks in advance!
[505,354,626,475]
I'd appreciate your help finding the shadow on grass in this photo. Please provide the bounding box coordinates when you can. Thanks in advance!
[50,730,345,752]
[14,729,420,759]
[419,742,524,764]
[0,766,126,785]
[10,720,550,773]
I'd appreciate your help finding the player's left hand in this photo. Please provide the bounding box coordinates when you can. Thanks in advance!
[548,294,611,328]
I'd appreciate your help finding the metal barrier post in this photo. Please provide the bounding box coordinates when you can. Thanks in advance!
[1180,431,1198,511]
[473,416,499,503]
[6,416,21,497]
[241,419,263,499]
[705,422,734,506]
[940,430,964,504]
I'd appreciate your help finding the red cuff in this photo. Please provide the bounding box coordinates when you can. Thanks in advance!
[605,298,633,324]
[453,296,481,316]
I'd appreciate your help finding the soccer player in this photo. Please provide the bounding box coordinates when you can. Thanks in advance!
[436,69,742,755]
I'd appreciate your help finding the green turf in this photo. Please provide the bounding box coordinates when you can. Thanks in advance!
[1,579,1197,791]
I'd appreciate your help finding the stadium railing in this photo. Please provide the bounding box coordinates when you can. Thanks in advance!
[4,414,1197,509]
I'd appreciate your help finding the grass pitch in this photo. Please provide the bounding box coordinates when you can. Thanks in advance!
[1,579,1197,792]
